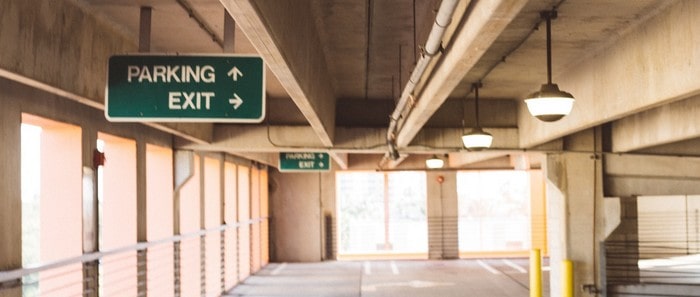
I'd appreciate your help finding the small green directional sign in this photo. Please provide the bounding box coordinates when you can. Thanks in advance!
[279,152,331,172]
[105,54,265,122]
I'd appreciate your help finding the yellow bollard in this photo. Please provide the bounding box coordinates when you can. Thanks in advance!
[530,249,542,297]
[562,260,574,297]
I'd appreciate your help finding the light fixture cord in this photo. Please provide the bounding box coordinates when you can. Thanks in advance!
[545,12,553,85]
[462,91,467,133]
[471,82,484,128]
[473,83,481,127]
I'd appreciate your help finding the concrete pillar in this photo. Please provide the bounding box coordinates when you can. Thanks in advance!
[81,127,98,297]
[135,141,148,296]
[135,7,151,296]
[320,172,336,260]
[0,83,22,297]
[604,197,639,285]
[427,171,459,259]
[173,150,194,297]
[545,128,606,296]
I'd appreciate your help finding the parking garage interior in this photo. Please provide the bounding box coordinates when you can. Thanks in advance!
[2,0,700,296]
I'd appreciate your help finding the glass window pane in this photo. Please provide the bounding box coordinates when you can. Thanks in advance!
[457,171,531,253]
[337,172,384,254]
[388,172,428,253]
[337,171,427,257]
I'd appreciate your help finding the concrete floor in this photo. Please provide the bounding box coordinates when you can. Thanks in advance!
[225,258,550,297]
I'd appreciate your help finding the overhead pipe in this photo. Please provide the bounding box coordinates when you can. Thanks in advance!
[386,0,461,160]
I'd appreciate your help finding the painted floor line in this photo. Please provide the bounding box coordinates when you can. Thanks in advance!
[364,261,372,275]
[477,260,500,275]
[502,259,527,273]
[390,261,400,275]
[271,262,287,275]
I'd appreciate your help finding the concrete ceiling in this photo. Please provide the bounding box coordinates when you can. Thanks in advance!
[73,0,698,169]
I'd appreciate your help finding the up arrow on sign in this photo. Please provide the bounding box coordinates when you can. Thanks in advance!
[105,54,265,123]
[227,66,243,81]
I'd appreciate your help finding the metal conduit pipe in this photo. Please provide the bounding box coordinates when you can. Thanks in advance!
[386,0,461,159]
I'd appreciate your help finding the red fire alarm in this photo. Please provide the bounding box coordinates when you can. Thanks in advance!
[93,149,106,168]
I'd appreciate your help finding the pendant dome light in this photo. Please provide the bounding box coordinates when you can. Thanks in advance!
[462,83,493,150]
[425,154,444,169]
[524,10,575,122]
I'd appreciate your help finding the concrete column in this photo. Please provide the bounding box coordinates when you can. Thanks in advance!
[604,197,639,285]
[427,171,459,259]
[81,127,98,297]
[173,150,194,297]
[135,141,148,296]
[0,84,22,297]
[544,128,606,297]
[135,6,151,296]
[320,172,336,260]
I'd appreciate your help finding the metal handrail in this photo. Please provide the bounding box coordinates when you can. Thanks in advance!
[0,218,266,283]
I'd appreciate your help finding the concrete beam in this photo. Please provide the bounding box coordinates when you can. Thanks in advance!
[604,154,700,196]
[611,94,700,152]
[519,1,700,148]
[0,0,212,144]
[448,152,510,168]
[329,153,348,170]
[412,127,520,151]
[221,0,336,146]
[231,152,278,168]
[178,125,520,154]
[395,0,528,148]
[378,154,409,170]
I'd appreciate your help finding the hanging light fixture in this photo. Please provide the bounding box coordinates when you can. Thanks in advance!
[462,83,493,151]
[425,154,444,169]
[524,10,575,122]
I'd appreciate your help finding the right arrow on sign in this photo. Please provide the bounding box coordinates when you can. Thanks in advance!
[227,66,243,81]
[229,93,244,110]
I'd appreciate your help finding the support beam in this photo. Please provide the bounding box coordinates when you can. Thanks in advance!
[221,0,336,146]
[378,154,409,170]
[612,94,700,152]
[412,127,520,151]
[177,125,520,154]
[604,154,700,197]
[395,0,528,148]
[519,1,700,148]
[448,152,510,168]
[232,152,278,168]
[329,153,348,170]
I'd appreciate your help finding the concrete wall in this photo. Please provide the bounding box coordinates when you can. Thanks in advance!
[0,0,134,104]
[0,0,212,143]
[269,170,332,262]
[426,171,459,259]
